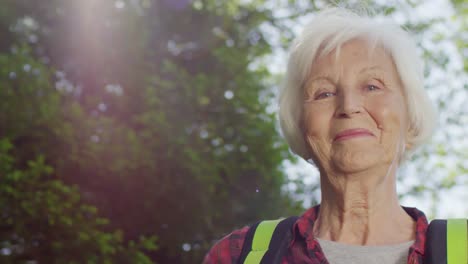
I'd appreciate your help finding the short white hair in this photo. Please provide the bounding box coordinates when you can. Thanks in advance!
[279,7,436,161]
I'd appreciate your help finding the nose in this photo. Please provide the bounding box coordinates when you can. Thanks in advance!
[335,89,363,118]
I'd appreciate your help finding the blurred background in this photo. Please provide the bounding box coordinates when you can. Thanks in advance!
[0,0,466,263]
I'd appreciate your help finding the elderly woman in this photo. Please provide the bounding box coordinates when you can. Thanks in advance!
[204,7,439,264]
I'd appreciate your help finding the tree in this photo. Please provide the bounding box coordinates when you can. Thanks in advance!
[0,138,157,263]
[0,43,157,262]
[1,0,302,262]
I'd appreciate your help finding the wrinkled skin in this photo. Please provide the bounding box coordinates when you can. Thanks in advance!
[303,38,415,245]
[303,39,409,175]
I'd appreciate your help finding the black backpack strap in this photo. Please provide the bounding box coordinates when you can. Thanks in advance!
[238,216,298,264]
[425,218,468,264]
[261,216,298,263]
[238,220,261,264]
[425,219,447,264]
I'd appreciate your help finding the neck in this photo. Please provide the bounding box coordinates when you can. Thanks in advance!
[314,165,415,245]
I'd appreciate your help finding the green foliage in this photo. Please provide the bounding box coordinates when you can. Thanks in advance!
[0,44,62,166]
[0,138,157,263]
[0,0,302,262]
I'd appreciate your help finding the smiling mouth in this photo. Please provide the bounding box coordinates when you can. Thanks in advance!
[334,128,375,142]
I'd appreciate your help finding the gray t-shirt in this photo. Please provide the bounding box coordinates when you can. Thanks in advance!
[317,238,414,264]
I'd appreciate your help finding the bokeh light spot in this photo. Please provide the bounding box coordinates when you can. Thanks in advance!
[182,243,191,252]
[114,0,125,9]
[224,90,234,100]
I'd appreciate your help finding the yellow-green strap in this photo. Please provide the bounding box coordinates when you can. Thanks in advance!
[447,219,467,264]
[244,219,283,264]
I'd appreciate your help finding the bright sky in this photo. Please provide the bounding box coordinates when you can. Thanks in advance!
[263,0,467,219]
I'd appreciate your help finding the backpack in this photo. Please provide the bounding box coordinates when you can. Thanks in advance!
[425,219,468,264]
[238,217,467,264]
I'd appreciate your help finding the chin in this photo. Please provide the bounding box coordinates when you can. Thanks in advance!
[331,149,386,173]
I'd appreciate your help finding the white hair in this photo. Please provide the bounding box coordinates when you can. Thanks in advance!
[279,7,436,161]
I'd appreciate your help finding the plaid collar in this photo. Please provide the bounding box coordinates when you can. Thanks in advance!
[292,204,428,264]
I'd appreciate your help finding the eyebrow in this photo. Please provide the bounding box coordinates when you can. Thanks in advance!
[308,65,385,82]
[358,65,385,74]
[306,65,387,89]
[307,76,335,84]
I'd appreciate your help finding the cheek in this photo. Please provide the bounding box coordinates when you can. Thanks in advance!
[303,106,334,161]
[303,106,332,138]
[369,93,405,124]
[366,94,407,145]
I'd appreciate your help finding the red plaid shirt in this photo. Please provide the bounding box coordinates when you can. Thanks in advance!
[203,205,428,264]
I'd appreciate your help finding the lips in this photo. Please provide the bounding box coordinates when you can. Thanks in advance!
[334,128,375,142]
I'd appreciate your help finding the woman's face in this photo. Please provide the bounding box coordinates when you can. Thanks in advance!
[303,38,409,174]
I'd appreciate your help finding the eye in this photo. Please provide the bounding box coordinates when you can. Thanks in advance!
[315,91,336,100]
[366,84,381,91]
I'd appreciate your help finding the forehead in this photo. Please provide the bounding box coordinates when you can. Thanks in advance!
[310,38,396,77]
